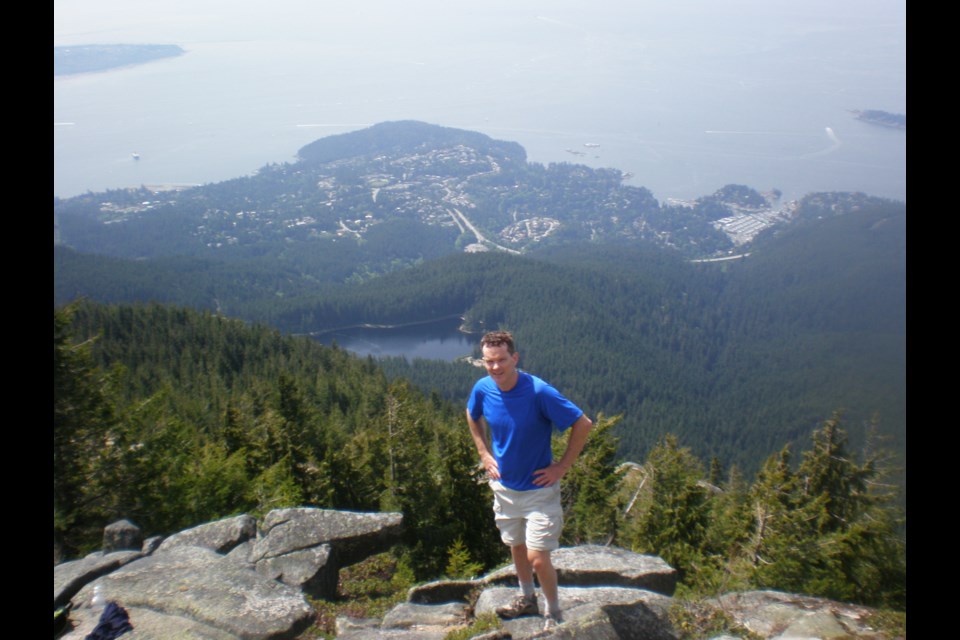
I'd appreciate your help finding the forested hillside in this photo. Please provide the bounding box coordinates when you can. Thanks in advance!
[54,301,503,578]
[54,301,905,609]
[55,190,905,479]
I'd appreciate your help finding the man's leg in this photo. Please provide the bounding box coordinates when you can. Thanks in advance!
[495,543,539,618]
[512,543,535,587]
[528,548,559,616]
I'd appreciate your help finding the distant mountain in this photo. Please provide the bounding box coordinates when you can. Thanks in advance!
[851,109,906,130]
[54,44,185,76]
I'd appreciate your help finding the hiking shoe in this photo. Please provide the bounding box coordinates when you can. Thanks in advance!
[496,594,539,619]
[542,612,563,630]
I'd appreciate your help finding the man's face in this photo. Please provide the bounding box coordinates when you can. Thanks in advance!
[482,344,520,391]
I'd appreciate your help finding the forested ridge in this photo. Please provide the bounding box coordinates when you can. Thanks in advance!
[54,301,905,609]
[54,192,905,483]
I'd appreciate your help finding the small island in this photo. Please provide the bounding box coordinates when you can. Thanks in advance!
[54,44,185,77]
[850,109,905,130]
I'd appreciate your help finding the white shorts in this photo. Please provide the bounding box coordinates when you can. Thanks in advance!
[490,480,563,551]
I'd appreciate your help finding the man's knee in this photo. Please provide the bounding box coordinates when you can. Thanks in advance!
[527,548,552,573]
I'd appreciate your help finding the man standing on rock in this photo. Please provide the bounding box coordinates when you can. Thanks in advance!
[466,330,593,630]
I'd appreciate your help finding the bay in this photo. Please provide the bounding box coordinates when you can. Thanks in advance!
[54,0,905,204]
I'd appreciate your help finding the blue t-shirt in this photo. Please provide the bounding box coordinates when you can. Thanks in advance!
[467,371,583,491]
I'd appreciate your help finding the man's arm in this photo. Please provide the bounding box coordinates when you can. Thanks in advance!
[532,413,593,487]
[466,409,500,480]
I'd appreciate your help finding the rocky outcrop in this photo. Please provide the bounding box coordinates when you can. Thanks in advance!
[54,508,404,640]
[340,545,679,640]
[66,545,315,640]
[484,545,677,595]
[705,590,897,640]
[55,517,901,640]
[341,546,900,640]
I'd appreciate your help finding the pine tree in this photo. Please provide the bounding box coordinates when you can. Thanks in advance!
[621,434,710,580]
[54,305,120,555]
[559,414,624,545]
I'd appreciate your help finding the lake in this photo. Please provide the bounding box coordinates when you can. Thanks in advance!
[313,317,477,361]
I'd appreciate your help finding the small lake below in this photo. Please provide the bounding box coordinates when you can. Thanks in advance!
[313,317,478,361]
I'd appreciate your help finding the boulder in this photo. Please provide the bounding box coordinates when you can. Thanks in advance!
[407,579,481,604]
[70,545,314,640]
[705,590,889,640]
[255,543,336,597]
[477,585,674,639]
[103,519,143,553]
[381,602,470,629]
[58,605,239,640]
[157,514,256,555]
[54,550,142,609]
[251,508,403,598]
[484,545,677,596]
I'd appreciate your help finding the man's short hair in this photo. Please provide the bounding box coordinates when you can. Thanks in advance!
[481,330,516,354]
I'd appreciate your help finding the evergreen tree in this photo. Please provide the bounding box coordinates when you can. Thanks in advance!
[621,434,710,580]
[54,305,120,555]
[559,414,624,545]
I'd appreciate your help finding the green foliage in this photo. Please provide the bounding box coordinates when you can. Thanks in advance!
[619,434,711,581]
[445,537,484,580]
[443,613,501,640]
[615,418,905,609]
[745,414,906,608]
[558,414,625,545]
[307,552,416,638]
[54,304,120,554]
[667,599,763,640]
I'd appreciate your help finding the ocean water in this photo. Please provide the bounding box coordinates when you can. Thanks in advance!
[54,0,905,203]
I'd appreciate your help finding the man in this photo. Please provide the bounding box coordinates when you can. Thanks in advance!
[466,330,593,630]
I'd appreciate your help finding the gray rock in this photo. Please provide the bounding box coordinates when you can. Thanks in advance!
[706,591,886,640]
[142,535,164,555]
[54,550,142,608]
[58,605,240,640]
[251,508,402,598]
[478,586,674,640]
[253,508,403,565]
[157,514,256,554]
[224,539,256,567]
[336,615,382,635]
[408,579,481,604]
[381,602,469,629]
[484,545,677,596]
[71,545,314,640]
[773,609,851,639]
[546,601,678,640]
[255,543,336,596]
[103,518,143,552]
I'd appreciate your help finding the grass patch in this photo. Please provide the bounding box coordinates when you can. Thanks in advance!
[668,599,763,640]
[443,612,501,640]
[302,552,416,638]
[864,609,906,639]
